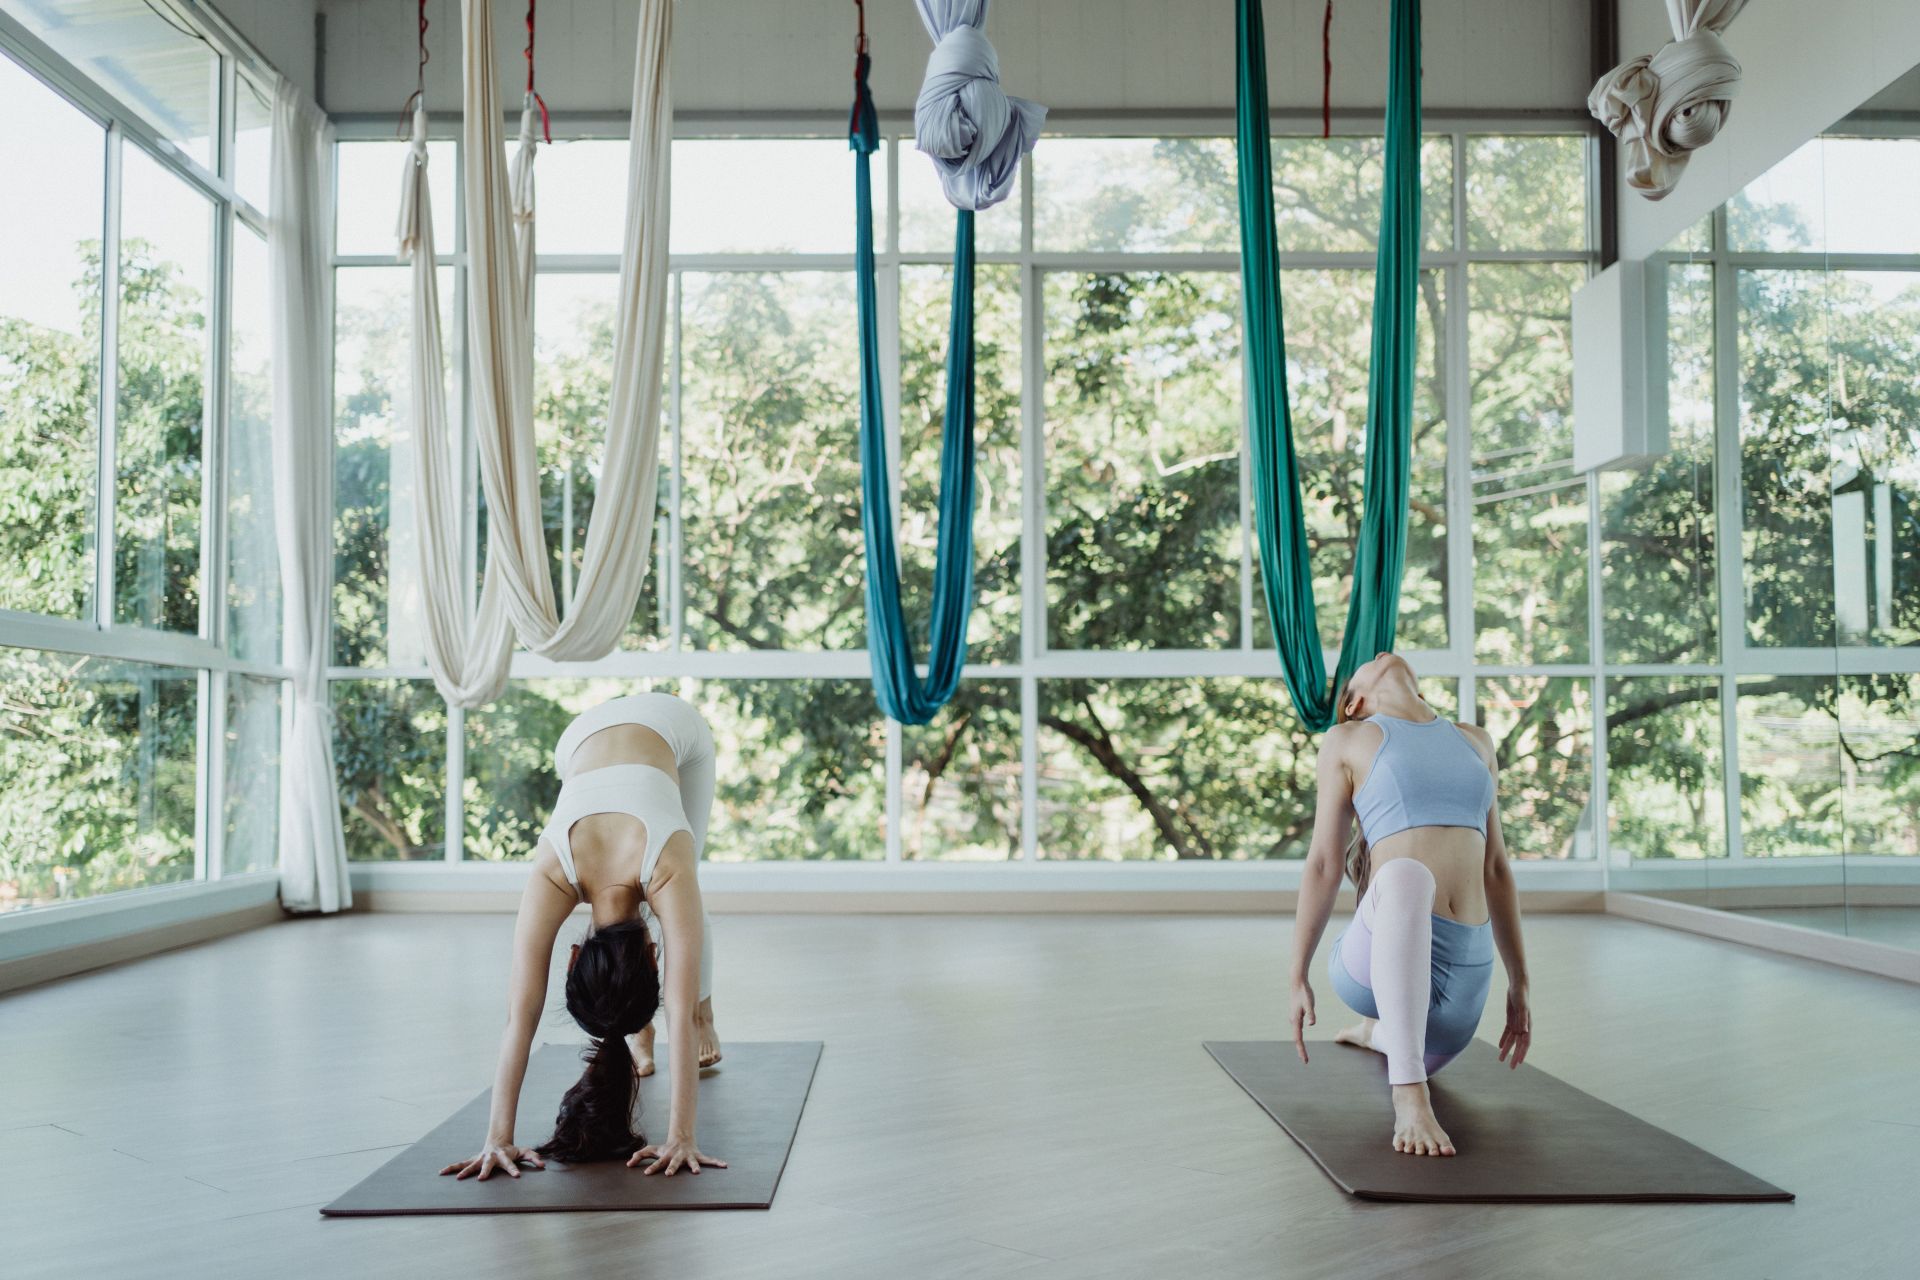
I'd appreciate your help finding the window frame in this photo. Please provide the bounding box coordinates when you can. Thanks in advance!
[0,6,291,919]
[327,108,1607,883]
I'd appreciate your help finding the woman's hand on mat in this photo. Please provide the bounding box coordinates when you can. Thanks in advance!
[439,1141,544,1181]
[629,1137,727,1176]
[1498,984,1532,1069]
[1289,981,1317,1063]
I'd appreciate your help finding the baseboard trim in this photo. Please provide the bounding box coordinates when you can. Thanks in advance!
[356,887,1607,915]
[1604,892,1920,984]
[0,897,284,995]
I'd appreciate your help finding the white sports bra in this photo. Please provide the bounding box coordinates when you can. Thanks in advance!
[541,763,692,901]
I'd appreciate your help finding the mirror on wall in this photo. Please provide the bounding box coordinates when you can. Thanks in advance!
[1609,62,1920,954]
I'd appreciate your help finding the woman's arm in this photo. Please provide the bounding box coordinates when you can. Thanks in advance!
[1468,727,1531,1069]
[1289,726,1358,1064]
[627,837,726,1176]
[441,849,576,1180]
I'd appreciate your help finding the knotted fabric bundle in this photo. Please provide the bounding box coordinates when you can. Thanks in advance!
[1589,0,1747,202]
[912,0,1045,211]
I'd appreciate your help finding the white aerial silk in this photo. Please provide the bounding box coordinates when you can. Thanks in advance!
[397,102,514,706]
[1589,0,1748,202]
[269,79,351,912]
[912,0,1045,211]
[415,0,670,708]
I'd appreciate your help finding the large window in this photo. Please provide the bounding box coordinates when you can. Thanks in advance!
[0,13,285,911]
[329,126,1597,866]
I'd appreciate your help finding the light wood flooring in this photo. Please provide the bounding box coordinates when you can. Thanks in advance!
[2,912,1916,1279]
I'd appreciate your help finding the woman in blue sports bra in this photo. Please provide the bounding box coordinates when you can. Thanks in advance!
[1287,653,1535,1158]
[440,692,727,1184]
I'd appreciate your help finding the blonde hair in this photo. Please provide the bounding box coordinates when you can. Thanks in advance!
[1333,675,1370,897]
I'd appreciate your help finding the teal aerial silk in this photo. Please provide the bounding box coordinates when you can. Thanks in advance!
[1237,0,1421,731]
[851,49,978,725]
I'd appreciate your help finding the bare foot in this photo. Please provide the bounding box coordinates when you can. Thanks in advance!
[629,1022,657,1078]
[1333,1018,1380,1053]
[1390,1083,1455,1156]
[694,997,723,1068]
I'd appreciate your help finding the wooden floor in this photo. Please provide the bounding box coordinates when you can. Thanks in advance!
[3,912,1916,1279]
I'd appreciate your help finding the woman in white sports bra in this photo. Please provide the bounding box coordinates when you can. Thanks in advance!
[440,692,727,1183]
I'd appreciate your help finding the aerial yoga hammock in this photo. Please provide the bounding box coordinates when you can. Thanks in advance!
[1238,0,1421,731]
[851,0,1043,725]
[398,0,672,707]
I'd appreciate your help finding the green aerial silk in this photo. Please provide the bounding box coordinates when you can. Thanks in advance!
[1237,0,1421,731]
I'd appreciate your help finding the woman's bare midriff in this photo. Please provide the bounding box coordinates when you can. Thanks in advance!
[1367,826,1488,924]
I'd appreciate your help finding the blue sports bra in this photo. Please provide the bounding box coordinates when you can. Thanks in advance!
[1351,714,1494,844]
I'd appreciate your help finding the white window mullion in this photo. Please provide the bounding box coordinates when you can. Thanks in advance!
[448,140,472,865]
[195,667,215,881]
[880,165,904,864]
[1586,461,1607,869]
[1020,674,1039,863]
[203,204,233,652]
[1019,148,1043,863]
[667,270,684,651]
[1446,132,1474,684]
[96,123,123,629]
[1238,295,1255,652]
[445,703,466,862]
[1710,210,1746,863]
[885,720,904,863]
[207,668,231,878]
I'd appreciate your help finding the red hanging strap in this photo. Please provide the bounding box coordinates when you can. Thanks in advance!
[1321,0,1333,139]
[396,0,430,136]
[524,0,551,143]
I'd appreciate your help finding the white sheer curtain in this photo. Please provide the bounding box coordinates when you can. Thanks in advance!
[434,0,671,686]
[270,79,351,913]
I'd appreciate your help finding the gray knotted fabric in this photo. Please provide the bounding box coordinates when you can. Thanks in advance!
[1589,0,1747,202]
[913,0,1045,211]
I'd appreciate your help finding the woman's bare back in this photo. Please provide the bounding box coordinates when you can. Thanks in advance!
[569,723,679,779]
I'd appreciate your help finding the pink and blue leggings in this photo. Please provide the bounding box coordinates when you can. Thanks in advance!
[1327,858,1495,1084]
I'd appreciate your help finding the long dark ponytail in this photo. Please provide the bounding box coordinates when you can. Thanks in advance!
[536,919,660,1164]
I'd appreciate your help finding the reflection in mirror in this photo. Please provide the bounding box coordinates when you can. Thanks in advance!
[1616,63,1920,952]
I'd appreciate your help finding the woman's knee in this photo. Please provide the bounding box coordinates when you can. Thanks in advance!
[1369,857,1437,910]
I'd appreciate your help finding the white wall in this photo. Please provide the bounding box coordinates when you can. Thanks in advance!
[205,0,320,98]
[1613,0,1920,258]
[314,0,1593,118]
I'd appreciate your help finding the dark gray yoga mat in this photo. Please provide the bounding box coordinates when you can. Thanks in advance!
[322,1041,821,1215]
[1206,1040,1792,1203]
